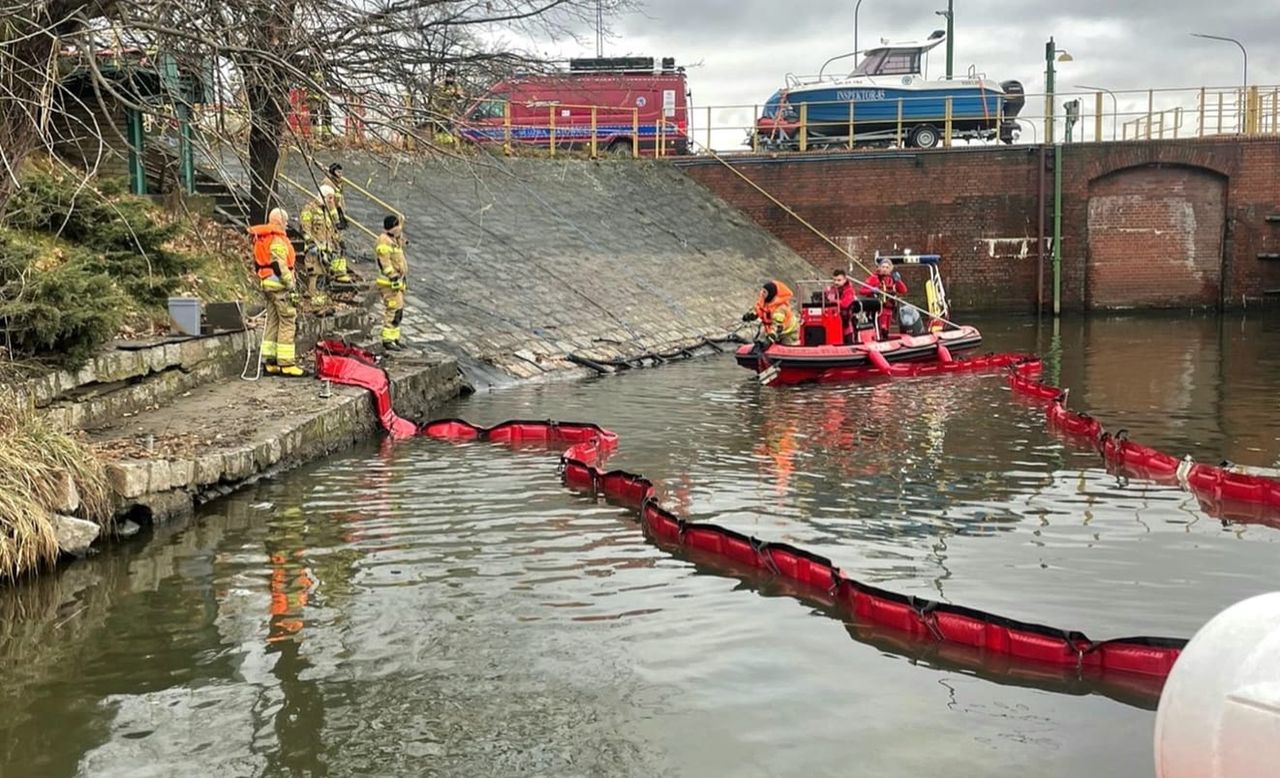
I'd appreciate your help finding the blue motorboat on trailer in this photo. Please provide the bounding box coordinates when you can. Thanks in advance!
[753,31,1024,150]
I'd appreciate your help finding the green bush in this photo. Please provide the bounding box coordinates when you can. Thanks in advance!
[0,230,126,367]
[4,166,194,308]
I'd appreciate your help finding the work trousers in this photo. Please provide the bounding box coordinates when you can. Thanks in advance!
[262,287,298,367]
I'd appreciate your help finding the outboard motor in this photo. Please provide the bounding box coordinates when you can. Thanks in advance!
[998,80,1024,144]
[1000,80,1025,117]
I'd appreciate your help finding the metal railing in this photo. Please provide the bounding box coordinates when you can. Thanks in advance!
[209,82,1280,161]
[687,84,1280,153]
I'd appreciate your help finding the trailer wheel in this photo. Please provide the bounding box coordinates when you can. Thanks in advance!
[909,124,940,149]
[606,139,634,157]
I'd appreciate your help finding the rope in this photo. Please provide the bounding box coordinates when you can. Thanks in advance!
[686,138,963,330]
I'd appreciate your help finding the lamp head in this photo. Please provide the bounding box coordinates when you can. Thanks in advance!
[1057,51,1074,63]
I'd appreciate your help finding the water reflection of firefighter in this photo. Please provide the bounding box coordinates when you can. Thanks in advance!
[754,414,800,495]
[263,505,328,776]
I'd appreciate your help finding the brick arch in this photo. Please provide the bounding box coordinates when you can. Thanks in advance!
[1081,144,1236,185]
[1085,163,1228,309]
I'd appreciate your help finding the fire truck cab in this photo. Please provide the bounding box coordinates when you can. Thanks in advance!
[457,57,690,156]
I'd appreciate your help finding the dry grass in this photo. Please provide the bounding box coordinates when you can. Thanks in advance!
[0,394,113,581]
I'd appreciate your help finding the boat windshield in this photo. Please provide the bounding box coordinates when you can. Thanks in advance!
[468,94,508,120]
[761,91,797,120]
[852,48,922,77]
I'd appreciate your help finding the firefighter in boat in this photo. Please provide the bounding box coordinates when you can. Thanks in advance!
[825,268,857,344]
[860,257,907,339]
[742,281,799,346]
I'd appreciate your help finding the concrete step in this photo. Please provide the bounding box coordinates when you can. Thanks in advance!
[91,353,463,523]
[13,309,371,430]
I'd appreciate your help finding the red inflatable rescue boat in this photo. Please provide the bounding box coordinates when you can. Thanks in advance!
[735,254,985,385]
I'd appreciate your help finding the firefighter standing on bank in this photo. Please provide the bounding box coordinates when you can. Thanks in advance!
[298,185,341,304]
[375,214,408,351]
[248,208,305,376]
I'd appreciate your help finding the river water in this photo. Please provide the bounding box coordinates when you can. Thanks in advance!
[3,314,1278,778]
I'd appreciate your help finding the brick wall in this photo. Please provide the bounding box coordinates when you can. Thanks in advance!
[1086,166,1225,308]
[680,137,1280,311]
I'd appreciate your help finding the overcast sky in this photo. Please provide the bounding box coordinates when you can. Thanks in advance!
[523,0,1280,148]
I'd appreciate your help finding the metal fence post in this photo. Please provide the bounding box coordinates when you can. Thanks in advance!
[847,101,855,150]
[1094,92,1103,142]
[1152,89,1162,139]
[1248,86,1260,134]
[632,108,639,158]
[1197,87,1206,137]
[549,105,556,156]
[1217,92,1224,135]
[798,102,808,152]
[706,105,712,151]
[944,96,953,147]
[896,98,904,147]
[503,101,512,156]
[590,106,598,158]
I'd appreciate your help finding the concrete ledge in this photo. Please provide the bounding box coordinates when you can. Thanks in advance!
[14,309,371,430]
[95,353,463,523]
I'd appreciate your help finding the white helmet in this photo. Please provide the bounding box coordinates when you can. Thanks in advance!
[319,184,336,199]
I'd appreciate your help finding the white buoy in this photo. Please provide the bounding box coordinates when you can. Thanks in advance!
[1154,592,1280,778]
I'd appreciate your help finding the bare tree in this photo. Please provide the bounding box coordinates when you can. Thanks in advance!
[0,0,626,220]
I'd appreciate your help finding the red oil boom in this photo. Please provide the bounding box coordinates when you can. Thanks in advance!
[315,341,1189,696]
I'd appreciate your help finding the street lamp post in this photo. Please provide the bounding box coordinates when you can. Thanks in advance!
[1076,84,1119,141]
[854,0,866,65]
[1190,33,1248,132]
[1189,33,1247,91]
[1044,37,1073,145]
[935,1,954,79]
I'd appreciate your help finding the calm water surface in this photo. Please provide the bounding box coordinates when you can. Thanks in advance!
[2,314,1278,778]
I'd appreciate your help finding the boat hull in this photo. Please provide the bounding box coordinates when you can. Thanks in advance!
[734,327,983,385]
[787,83,1006,132]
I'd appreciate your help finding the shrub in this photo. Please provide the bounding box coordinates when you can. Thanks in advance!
[4,166,192,308]
[0,230,127,367]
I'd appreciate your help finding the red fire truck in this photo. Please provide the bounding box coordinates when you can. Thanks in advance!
[456,57,690,156]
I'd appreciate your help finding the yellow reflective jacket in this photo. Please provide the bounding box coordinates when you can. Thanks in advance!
[375,232,407,282]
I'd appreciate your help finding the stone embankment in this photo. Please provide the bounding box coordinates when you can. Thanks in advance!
[276,155,819,383]
[10,309,462,553]
[18,155,818,570]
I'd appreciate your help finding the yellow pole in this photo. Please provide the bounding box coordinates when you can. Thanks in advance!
[590,106,598,158]
[503,100,512,156]
[548,106,556,156]
[632,108,639,158]
[403,92,414,150]
[896,98,904,147]
[1094,91,1103,142]
[1237,88,1244,133]
[847,101,854,150]
[798,102,808,152]
[658,119,665,158]
[1248,85,1260,134]
[1152,89,1162,139]
[1198,87,1206,138]
[706,105,712,152]
[944,96,952,148]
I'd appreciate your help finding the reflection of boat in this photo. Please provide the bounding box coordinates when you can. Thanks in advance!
[753,31,1024,149]
[735,253,984,385]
